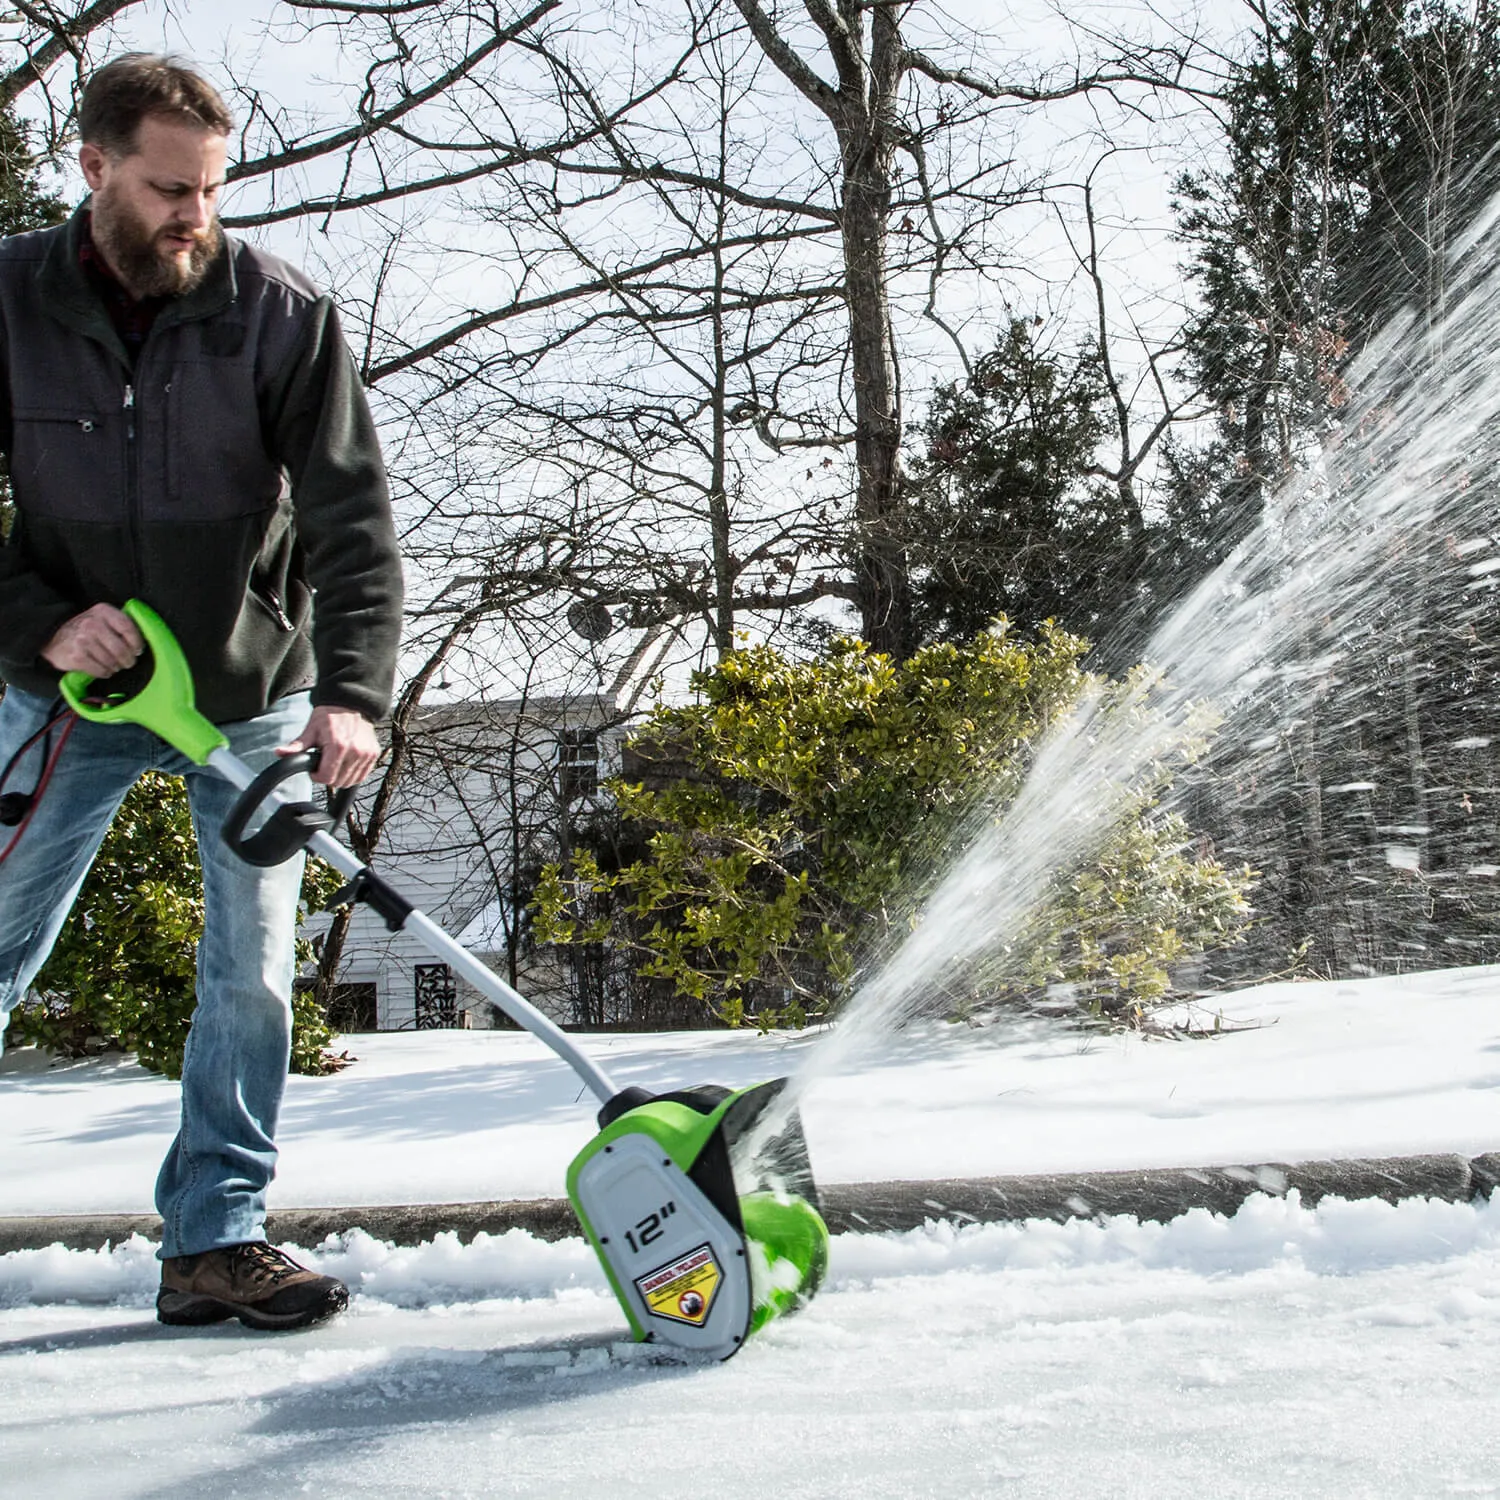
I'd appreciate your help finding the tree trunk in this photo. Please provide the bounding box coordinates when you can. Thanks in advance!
[839,128,909,654]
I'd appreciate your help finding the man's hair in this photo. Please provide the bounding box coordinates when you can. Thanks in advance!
[78,54,234,157]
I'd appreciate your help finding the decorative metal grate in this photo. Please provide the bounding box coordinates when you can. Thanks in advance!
[414,962,458,1029]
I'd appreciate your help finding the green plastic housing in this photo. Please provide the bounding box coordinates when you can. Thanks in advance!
[58,599,228,763]
[741,1189,830,1335]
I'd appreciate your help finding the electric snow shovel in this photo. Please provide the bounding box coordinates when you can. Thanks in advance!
[59,598,828,1359]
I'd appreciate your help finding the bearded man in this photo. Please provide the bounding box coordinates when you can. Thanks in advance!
[0,55,403,1330]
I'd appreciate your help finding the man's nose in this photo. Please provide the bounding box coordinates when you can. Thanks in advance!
[178,191,212,229]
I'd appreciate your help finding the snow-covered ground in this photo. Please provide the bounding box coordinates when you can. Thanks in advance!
[6,965,1500,1214]
[4,966,1500,1497]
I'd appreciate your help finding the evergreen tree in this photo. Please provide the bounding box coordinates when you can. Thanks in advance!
[1172,0,1374,555]
[906,321,1125,651]
[0,105,64,237]
[0,104,65,539]
[1173,0,1500,549]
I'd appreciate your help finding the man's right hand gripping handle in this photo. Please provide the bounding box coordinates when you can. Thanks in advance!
[40,603,145,677]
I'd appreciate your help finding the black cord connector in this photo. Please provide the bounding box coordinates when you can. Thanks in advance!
[0,791,33,827]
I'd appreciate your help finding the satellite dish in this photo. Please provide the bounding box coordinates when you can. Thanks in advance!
[567,599,615,642]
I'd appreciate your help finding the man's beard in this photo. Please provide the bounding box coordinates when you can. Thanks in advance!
[91,191,221,299]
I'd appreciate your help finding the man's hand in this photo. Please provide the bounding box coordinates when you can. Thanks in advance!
[40,603,145,677]
[277,706,381,789]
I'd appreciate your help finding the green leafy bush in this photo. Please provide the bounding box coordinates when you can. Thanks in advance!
[535,625,1255,1027]
[11,771,344,1075]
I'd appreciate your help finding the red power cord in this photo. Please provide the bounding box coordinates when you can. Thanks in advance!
[0,709,79,867]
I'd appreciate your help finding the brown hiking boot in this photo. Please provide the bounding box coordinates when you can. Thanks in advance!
[157,1242,349,1331]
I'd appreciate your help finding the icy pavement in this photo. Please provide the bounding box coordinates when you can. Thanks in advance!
[4,1192,1500,1497]
[6,966,1500,1493]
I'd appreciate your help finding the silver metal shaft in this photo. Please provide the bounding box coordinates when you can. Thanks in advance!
[208,746,620,1105]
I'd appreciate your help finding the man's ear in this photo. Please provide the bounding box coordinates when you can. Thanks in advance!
[78,142,108,193]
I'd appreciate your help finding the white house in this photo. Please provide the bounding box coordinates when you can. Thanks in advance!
[309,626,678,1032]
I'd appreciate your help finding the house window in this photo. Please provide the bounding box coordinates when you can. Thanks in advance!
[325,982,378,1033]
[559,728,599,801]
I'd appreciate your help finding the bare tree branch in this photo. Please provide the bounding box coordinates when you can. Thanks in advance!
[226,0,560,185]
[0,0,147,111]
[729,0,839,115]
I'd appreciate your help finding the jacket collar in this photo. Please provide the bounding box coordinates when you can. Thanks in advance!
[38,200,238,363]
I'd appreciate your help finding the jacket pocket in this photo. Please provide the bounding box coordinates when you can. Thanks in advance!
[248,582,296,632]
[164,360,284,518]
[8,406,116,522]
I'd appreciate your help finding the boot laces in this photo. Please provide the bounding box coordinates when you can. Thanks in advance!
[227,1242,302,1287]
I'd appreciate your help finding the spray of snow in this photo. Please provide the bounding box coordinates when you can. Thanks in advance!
[768,195,1500,1124]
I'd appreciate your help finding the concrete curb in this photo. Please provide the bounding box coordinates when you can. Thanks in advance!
[3,1150,1496,1254]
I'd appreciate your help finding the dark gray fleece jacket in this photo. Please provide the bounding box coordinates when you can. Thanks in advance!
[0,204,402,724]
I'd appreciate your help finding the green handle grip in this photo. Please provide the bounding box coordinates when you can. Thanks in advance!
[58,599,228,764]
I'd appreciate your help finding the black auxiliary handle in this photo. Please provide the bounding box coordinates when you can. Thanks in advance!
[220,748,357,867]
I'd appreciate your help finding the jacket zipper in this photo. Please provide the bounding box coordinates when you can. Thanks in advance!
[123,383,143,593]
[250,586,296,632]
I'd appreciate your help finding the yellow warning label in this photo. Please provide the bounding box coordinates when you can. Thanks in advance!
[635,1243,721,1326]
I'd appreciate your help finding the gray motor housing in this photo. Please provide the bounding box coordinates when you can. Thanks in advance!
[571,1131,752,1358]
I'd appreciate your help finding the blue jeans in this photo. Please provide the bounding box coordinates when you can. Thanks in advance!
[0,687,311,1257]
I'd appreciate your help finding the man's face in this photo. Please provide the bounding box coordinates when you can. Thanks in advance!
[79,114,228,298]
